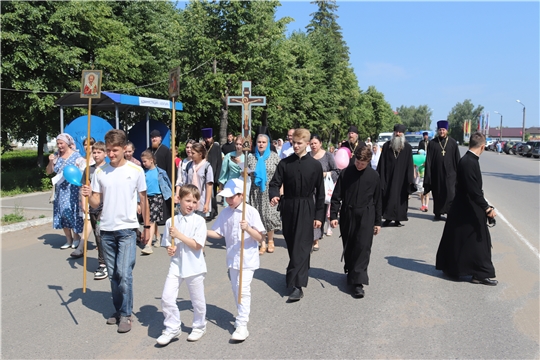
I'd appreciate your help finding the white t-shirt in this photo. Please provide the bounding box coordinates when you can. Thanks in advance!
[161,212,207,278]
[211,204,265,270]
[92,161,146,231]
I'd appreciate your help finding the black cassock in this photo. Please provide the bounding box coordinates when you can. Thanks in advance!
[423,136,460,216]
[149,144,173,224]
[376,142,414,221]
[330,165,382,285]
[436,151,495,278]
[206,141,222,218]
[269,153,325,288]
[418,139,429,153]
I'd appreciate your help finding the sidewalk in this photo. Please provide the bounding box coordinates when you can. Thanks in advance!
[0,191,53,233]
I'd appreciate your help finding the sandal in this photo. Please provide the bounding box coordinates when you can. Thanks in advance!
[313,240,319,251]
[267,240,275,253]
[259,241,267,255]
[70,248,83,258]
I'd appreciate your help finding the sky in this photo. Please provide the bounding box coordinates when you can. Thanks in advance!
[274,1,539,131]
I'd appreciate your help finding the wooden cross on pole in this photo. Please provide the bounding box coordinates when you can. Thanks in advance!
[227,81,266,304]
[168,67,180,250]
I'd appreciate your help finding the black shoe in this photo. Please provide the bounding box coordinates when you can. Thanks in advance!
[382,220,391,227]
[394,221,403,227]
[433,214,441,221]
[471,276,498,286]
[288,287,304,302]
[352,285,365,298]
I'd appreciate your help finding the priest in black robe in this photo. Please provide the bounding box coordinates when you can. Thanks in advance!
[340,125,366,157]
[269,129,325,302]
[435,132,498,286]
[423,120,460,220]
[203,127,222,219]
[418,132,429,153]
[376,124,414,227]
[330,145,382,298]
[148,129,172,225]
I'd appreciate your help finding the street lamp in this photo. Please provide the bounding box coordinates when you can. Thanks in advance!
[516,100,526,142]
[494,111,503,142]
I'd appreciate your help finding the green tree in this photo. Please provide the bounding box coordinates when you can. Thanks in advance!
[1,1,182,162]
[447,99,484,142]
[395,105,433,132]
[358,86,399,141]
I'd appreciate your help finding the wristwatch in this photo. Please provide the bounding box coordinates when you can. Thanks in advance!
[143,225,151,229]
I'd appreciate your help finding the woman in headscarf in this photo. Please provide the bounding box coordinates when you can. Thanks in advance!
[46,133,86,249]
[247,134,281,254]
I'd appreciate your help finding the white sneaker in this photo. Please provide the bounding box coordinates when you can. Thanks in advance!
[156,328,181,345]
[231,326,249,341]
[187,327,206,342]
[141,244,153,255]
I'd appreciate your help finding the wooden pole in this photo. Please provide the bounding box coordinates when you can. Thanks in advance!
[238,151,248,305]
[82,97,92,293]
[170,98,176,250]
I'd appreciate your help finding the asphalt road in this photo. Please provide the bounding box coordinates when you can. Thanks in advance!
[1,147,538,359]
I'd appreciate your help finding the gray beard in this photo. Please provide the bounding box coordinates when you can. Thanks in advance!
[390,135,405,152]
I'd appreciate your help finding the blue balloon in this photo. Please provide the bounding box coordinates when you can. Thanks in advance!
[63,165,83,186]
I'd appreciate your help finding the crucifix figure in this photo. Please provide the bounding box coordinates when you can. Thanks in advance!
[226,81,266,305]
[227,81,267,150]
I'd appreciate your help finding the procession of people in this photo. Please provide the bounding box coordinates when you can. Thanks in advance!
[49,120,497,343]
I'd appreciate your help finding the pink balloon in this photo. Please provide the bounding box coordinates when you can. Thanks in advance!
[335,148,350,169]
[342,147,351,158]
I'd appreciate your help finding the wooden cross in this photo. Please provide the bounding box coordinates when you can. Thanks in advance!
[226,81,266,305]
[227,81,266,150]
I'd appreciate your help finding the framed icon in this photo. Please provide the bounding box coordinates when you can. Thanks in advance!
[80,70,102,99]
[168,67,180,99]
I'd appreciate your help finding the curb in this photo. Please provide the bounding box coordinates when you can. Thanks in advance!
[0,217,53,234]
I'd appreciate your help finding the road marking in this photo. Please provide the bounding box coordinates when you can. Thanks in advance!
[494,207,539,260]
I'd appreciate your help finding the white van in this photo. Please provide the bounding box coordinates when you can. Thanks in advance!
[377,132,393,148]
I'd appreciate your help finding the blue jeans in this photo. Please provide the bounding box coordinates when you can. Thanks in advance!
[100,229,137,317]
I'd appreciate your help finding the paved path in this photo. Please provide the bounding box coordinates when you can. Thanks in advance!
[1,148,538,359]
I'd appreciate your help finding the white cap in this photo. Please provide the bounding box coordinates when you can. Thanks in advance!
[217,178,244,198]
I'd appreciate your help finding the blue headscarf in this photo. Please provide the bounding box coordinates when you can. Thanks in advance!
[254,134,271,192]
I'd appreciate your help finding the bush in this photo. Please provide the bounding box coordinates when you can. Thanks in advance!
[1,149,50,172]
[1,168,53,196]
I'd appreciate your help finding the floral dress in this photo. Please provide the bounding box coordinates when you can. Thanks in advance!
[247,152,282,232]
[53,152,85,233]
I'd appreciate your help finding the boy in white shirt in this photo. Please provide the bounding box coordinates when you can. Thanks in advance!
[207,178,265,341]
[81,130,150,334]
[157,184,208,346]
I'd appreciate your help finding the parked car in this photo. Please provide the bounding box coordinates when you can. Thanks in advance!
[519,141,540,158]
[510,142,524,155]
[377,132,393,148]
[531,141,540,159]
[405,134,422,154]
[504,141,516,154]
[485,137,494,149]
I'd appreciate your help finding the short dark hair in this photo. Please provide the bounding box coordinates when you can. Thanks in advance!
[469,132,485,149]
[354,145,373,161]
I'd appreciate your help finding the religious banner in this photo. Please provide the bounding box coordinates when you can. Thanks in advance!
[168,67,180,99]
[80,70,102,99]
[227,81,267,151]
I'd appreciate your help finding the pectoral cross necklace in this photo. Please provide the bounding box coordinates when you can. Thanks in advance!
[438,136,448,156]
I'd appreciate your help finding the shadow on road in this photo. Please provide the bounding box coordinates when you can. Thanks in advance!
[48,285,114,325]
[254,268,288,298]
[384,256,441,279]
[309,267,349,295]
[483,171,540,184]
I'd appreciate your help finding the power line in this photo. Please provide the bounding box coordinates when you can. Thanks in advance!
[0,58,213,95]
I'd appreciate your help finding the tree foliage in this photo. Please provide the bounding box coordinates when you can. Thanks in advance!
[395,105,433,132]
[447,99,484,142]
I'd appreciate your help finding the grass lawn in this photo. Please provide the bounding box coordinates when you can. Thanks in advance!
[1,149,52,197]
